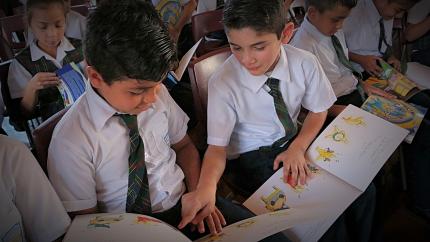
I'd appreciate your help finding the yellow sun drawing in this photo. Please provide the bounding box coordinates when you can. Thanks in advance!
[342,116,366,126]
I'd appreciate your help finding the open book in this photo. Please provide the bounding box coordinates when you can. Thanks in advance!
[364,60,424,101]
[55,62,87,106]
[243,105,408,241]
[163,39,202,89]
[361,95,427,144]
[64,209,318,242]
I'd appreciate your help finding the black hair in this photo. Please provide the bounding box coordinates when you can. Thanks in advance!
[26,0,67,23]
[84,0,177,84]
[223,0,286,39]
[305,0,358,13]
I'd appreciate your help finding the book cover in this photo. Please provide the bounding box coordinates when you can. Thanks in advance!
[55,62,87,106]
[243,105,408,241]
[361,95,427,144]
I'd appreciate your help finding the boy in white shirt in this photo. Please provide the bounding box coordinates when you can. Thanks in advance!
[47,1,281,240]
[1,135,70,242]
[180,1,338,239]
[292,0,429,223]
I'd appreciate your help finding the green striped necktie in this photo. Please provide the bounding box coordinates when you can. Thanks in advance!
[266,78,297,147]
[117,114,152,214]
[331,35,366,101]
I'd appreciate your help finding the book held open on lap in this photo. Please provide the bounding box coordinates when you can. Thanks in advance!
[55,62,87,106]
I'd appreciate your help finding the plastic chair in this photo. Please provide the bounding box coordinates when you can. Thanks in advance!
[32,106,69,173]
[0,14,26,53]
[191,9,226,56]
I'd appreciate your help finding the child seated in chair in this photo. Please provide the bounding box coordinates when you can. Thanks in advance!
[7,0,84,122]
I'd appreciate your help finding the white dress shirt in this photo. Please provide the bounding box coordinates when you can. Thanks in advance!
[407,0,430,24]
[291,17,358,97]
[7,37,85,99]
[0,135,70,242]
[48,84,189,213]
[207,45,336,158]
[343,0,393,72]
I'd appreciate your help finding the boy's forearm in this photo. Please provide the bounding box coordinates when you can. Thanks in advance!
[405,17,430,42]
[174,0,197,34]
[197,145,227,192]
[348,52,363,65]
[291,111,327,151]
[174,135,201,192]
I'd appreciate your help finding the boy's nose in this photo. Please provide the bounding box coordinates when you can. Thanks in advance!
[241,51,255,65]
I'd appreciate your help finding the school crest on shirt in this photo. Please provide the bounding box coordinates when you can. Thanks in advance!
[154,0,181,25]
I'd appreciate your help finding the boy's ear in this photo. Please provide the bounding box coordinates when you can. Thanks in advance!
[307,6,318,20]
[86,66,105,88]
[281,22,295,44]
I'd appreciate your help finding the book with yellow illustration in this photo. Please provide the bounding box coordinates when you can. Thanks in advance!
[364,60,423,100]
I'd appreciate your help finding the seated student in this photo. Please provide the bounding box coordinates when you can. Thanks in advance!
[48,1,285,241]
[292,0,430,223]
[7,0,84,122]
[151,0,197,58]
[180,0,338,237]
[405,0,430,67]
[26,0,87,42]
[0,135,70,242]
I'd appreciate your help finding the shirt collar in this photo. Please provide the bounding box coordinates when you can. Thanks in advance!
[301,16,330,43]
[30,37,75,62]
[86,83,118,131]
[365,0,382,24]
[239,45,291,93]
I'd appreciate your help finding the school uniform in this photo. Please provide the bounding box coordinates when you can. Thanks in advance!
[0,135,70,242]
[27,10,87,44]
[408,0,430,67]
[207,44,336,194]
[292,17,380,242]
[343,0,393,73]
[7,37,84,120]
[47,83,274,240]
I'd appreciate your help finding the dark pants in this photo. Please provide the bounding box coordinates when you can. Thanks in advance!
[152,196,290,242]
[411,49,430,67]
[225,136,376,242]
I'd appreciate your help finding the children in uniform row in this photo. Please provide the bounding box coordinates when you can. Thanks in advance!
[1,0,428,241]
[7,0,84,122]
[47,0,287,241]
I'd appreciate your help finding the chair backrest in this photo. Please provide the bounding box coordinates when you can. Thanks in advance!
[0,60,12,109]
[191,9,223,43]
[188,47,231,130]
[32,106,69,173]
[71,4,89,16]
[0,14,26,52]
[0,36,13,62]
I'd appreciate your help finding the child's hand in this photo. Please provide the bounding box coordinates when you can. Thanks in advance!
[26,72,60,93]
[273,144,311,187]
[358,55,382,77]
[363,81,397,99]
[179,188,226,235]
[387,56,401,71]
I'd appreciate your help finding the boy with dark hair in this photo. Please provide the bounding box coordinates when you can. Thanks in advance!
[293,0,430,223]
[343,0,420,77]
[180,0,339,239]
[48,0,269,239]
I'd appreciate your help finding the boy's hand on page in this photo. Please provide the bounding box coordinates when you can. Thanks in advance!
[179,188,225,234]
[27,72,60,92]
[363,82,397,99]
[192,206,226,235]
[358,55,382,77]
[387,56,401,71]
[273,144,311,187]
